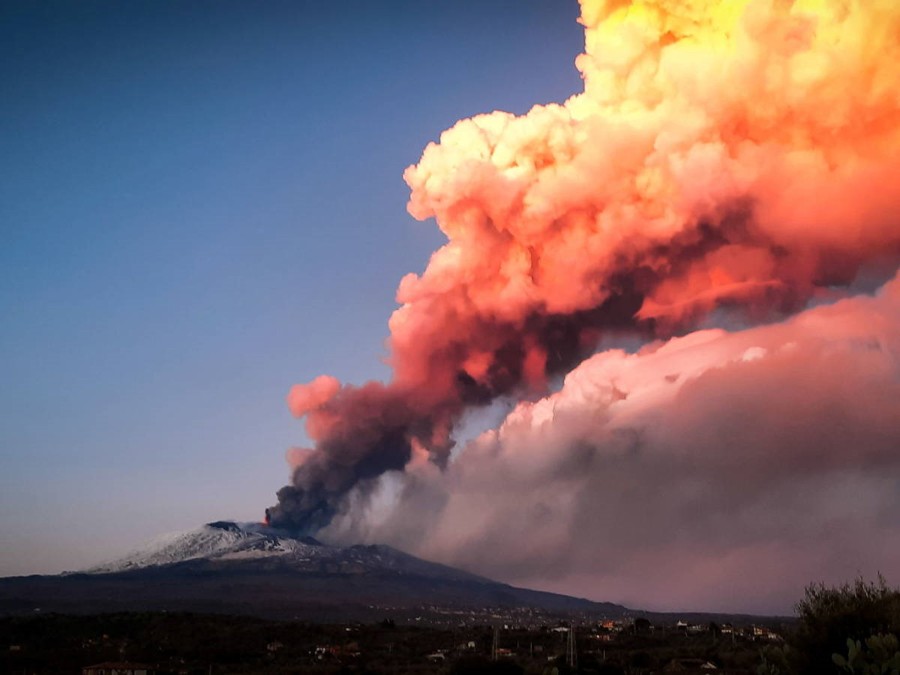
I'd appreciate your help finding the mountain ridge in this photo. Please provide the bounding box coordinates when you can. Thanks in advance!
[0,521,630,622]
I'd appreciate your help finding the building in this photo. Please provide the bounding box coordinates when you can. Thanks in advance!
[663,658,718,672]
[82,663,155,675]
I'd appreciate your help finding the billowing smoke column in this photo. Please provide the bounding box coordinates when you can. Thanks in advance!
[330,270,900,614]
[267,0,900,532]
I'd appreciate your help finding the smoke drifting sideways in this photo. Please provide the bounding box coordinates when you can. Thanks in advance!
[328,271,900,614]
[267,0,900,532]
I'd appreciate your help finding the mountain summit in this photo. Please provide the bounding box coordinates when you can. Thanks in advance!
[0,522,630,622]
[87,521,488,585]
[87,521,320,573]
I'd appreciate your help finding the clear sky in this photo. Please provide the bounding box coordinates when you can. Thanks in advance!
[0,1,584,575]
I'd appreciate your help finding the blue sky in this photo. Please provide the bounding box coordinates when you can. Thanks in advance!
[0,1,584,574]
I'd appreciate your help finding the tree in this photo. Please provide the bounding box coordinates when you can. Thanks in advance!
[833,634,900,674]
[790,576,900,675]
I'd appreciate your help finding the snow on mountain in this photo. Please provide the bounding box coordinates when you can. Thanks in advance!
[2,521,632,621]
[86,521,485,583]
[87,521,329,573]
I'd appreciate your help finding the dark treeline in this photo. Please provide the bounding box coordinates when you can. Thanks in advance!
[2,578,897,674]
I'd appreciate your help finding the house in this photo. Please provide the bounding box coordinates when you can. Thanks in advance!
[314,645,339,659]
[751,626,782,641]
[663,658,718,671]
[82,663,155,675]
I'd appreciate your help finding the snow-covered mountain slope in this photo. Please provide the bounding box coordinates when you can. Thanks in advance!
[0,520,633,621]
[86,521,486,583]
[87,521,321,573]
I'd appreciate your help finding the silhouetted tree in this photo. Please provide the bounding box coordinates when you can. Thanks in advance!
[634,617,652,635]
[761,576,900,675]
[793,576,900,674]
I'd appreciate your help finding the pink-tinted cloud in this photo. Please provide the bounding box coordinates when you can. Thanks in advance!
[325,274,900,614]
[268,0,900,549]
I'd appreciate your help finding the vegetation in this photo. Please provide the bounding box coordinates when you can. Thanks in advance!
[1,610,782,674]
[832,634,900,675]
[2,577,897,674]
[759,576,900,675]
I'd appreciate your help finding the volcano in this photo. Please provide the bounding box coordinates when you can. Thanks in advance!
[0,522,630,622]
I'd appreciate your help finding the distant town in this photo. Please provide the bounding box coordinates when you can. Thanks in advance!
[3,609,788,674]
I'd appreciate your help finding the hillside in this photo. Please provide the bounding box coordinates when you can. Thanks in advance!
[0,521,630,622]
